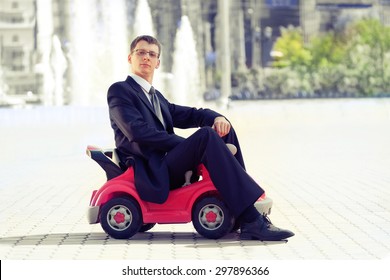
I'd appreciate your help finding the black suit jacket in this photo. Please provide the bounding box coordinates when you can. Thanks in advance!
[107,76,221,203]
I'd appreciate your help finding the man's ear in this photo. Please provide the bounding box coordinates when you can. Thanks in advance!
[128,54,132,64]
[155,59,160,69]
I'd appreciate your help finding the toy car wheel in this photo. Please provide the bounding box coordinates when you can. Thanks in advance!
[139,223,156,232]
[100,197,142,239]
[192,196,235,239]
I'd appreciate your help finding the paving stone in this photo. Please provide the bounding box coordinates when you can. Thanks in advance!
[1,99,390,260]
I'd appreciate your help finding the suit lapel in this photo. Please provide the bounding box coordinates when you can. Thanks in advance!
[126,76,169,129]
[126,76,155,114]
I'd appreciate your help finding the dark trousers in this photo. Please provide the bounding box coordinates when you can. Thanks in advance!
[164,127,264,218]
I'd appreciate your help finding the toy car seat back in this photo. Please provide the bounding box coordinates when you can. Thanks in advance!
[87,143,237,183]
[111,149,122,167]
[86,145,125,180]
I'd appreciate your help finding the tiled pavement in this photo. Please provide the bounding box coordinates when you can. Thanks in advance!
[1,99,390,261]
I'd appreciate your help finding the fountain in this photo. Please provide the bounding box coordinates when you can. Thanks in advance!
[50,35,67,106]
[133,0,155,36]
[68,0,128,105]
[132,0,167,94]
[171,15,201,105]
[35,0,55,105]
[34,0,69,106]
[34,0,198,106]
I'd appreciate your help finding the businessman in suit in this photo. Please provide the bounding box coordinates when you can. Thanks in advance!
[107,35,294,241]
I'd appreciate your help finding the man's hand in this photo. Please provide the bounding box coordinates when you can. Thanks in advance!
[212,116,231,137]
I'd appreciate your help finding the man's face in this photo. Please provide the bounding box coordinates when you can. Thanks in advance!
[128,40,160,81]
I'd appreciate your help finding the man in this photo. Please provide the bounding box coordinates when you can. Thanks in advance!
[107,35,294,241]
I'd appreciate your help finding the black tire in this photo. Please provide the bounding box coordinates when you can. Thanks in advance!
[100,197,142,239]
[192,196,235,239]
[139,223,156,232]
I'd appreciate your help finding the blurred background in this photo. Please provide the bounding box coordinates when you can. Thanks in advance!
[1,0,390,108]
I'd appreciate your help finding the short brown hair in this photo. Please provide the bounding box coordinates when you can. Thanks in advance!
[130,35,161,57]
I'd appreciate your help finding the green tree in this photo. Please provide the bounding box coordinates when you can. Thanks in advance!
[272,26,312,69]
[309,32,346,69]
[267,19,390,97]
[343,19,390,95]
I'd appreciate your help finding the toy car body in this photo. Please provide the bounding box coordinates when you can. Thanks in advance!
[86,145,272,239]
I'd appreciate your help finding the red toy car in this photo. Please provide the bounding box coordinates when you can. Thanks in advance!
[86,145,272,239]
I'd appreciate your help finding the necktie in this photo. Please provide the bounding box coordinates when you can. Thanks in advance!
[149,86,165,128]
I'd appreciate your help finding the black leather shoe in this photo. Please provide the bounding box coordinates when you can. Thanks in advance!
[240,215,295,241]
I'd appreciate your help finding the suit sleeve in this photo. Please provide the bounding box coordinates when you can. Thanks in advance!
[159,94,223,129]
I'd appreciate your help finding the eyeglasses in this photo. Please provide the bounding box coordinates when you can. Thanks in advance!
[132,49,159,59]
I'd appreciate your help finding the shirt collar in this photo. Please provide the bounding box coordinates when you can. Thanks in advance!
[130,74,152,93]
